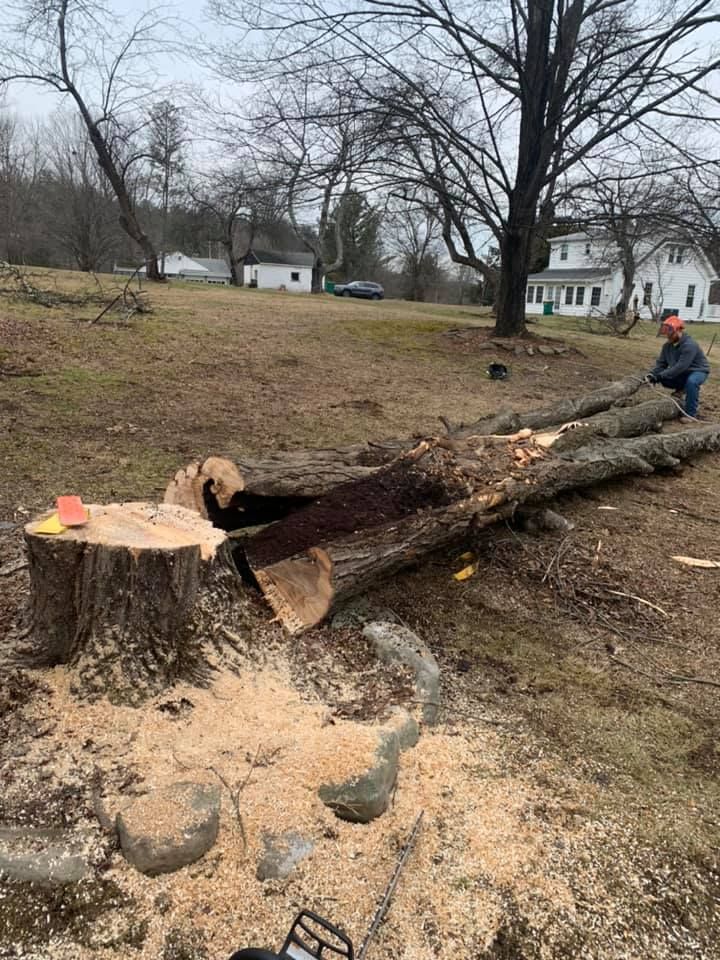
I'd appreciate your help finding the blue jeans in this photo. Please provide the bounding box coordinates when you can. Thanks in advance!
[662,370,708,417]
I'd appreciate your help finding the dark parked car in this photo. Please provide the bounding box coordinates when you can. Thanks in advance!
[332,280,384,300]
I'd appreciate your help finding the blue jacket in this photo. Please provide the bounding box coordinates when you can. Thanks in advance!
[650,334,709,384]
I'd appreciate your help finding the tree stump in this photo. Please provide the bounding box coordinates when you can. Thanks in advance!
[23,502,249,704]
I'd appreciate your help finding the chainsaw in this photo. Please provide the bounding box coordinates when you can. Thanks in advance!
[228,811,424,960]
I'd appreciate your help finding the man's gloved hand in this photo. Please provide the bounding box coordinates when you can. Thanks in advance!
[643,374,657,384]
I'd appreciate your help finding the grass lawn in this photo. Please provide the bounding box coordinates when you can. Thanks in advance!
[1,269,719,959]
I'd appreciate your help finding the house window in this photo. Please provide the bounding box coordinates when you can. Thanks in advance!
[535,286,544,303]
[668,245,685,264]
[560,243,568,261]
[290,271,300,282]
[527,285,534,303]
[575,287,585,305]
[643,282,652,306]
[565,286,574,305]
[591,286,602,306]
[686,284,695,308]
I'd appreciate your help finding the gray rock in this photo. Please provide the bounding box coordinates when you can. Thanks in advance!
[330,598,399,630]
[0,826,93,887]
[117,781,220,876]
[257,831,314,881]
[363,621,441,725]
[385,707,420,752]
[319,730,399,823]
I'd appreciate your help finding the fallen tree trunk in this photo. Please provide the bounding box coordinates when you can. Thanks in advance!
[21,380,709,699]
[23,502,249,703]
[243,423,720,632]
[164,376,659,525]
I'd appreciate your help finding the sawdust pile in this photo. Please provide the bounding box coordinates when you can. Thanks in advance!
[3,661,575,960]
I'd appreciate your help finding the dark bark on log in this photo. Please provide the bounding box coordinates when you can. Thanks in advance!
[23,503,250,704]
[164,377,651,522]
[454,375,650,437]
[542,397,678,451]
[245,424,720,632]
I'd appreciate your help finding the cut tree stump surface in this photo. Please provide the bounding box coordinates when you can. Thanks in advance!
[23,502,246,703]
[26,502,228,556]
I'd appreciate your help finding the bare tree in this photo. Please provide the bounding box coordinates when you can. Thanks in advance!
[675,163,720,273]
[220,71,385,292]
[0,108,47,263]
[215,0,720,333]
[0,109,29,262]
[0,0,172,279]
[386,196,443,301]
[148,100,186,275]
[565,160,689,319]
[43,112,119,271]
[188,166,282,286]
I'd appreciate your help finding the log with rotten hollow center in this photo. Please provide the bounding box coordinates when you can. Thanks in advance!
[241,420,720,634]
[163,378,674,528]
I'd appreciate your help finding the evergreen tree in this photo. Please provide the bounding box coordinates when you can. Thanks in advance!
[324,191,383,280]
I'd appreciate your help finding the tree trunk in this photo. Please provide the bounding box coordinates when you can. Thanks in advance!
[162,376,657,523]
[224,239,240,286]
[21,387,718,693]
[494,224,533,337]
[83,120,160,281]
[311,260,324,294]
[242,422,720,632]
[22,502,249,704]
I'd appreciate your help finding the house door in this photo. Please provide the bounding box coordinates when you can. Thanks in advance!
[553,286,561,310]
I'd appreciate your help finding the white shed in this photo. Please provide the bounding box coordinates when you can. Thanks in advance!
[526,232,720,322]
[114,252,231,285]
[243,248,315,293]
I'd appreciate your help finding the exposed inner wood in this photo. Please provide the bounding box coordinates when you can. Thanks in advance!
[163,377,657,526]
[243,423,720,633]
[164,458,246,518]
[26,501,227,558]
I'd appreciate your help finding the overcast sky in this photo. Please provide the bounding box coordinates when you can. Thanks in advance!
[5,0,217,119]
[6,0,720,121]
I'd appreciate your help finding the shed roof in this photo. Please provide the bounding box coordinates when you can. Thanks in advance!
[245,248,315,267]
[527,267,612,281]
[190,258,231,277]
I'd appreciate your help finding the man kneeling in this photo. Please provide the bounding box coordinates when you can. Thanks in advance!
[645,315,710,421]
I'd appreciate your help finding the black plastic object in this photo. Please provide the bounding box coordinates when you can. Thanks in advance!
[230,951,279,960]
[229,911,354,960]
[486,362,509,380]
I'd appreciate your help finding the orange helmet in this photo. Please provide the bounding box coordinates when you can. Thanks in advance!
[660,315,685,336]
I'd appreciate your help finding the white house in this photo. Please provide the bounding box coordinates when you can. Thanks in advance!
[114,252,232,285]
[526,232,720,322]
[243,248,315,293]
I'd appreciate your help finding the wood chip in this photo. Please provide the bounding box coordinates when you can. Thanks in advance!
[671,555,720,569]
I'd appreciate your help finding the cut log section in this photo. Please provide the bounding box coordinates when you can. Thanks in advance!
[163,376,655,527]
[23,502,249,704]
[243,424,720,633]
